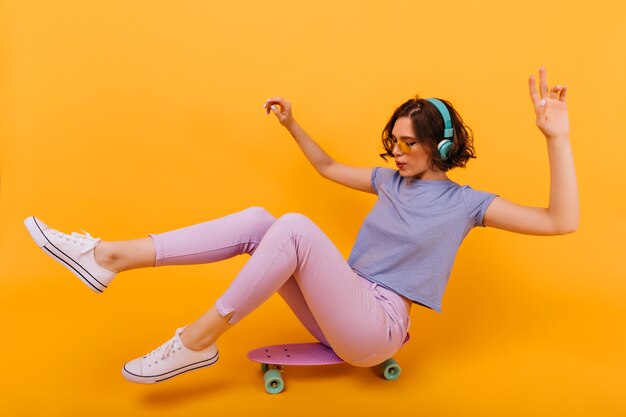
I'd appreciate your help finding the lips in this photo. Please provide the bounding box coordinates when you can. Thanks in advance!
[395,162,405,168]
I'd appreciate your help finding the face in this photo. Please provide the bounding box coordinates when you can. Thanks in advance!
[390,117,448,180]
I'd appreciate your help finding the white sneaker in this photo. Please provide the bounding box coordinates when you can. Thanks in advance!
[122,326,219,384]
[23,216,116,293]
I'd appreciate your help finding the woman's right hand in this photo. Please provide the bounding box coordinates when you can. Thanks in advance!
[263,97,294,128]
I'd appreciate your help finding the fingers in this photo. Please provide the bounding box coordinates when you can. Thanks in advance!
[530,67,568,107]
[262,97,273,114]
[528,74,540,108]
[264,96,284,107]
[559,85,568,102]
[550,84,568,101]
[263,97,289,115]
[539,66,549,99]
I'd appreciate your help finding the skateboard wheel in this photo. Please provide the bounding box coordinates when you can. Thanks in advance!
[379,358,401,380]
[261,363,269,373]
[263,369,284,394]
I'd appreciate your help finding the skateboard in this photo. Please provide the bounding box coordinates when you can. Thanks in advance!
[248,334,409,394]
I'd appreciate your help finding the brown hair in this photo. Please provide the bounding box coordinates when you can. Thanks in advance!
[379,95,476,171]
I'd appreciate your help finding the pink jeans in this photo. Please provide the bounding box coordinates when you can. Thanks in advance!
[148,206,410,366]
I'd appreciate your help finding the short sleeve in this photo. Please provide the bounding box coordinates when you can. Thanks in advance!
[371,167,380,194]
[371,167,395,195]
[461,185,498,228]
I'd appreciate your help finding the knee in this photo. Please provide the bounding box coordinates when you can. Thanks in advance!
[245,206,277,228]
[277,212,313,226]
[273,212,317,234]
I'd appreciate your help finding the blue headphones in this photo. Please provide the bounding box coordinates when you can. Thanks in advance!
[425,98,454,160]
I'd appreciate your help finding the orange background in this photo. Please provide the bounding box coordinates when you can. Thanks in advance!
[1,0,625,416]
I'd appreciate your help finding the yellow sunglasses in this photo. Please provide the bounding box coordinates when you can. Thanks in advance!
[383,136,417,154]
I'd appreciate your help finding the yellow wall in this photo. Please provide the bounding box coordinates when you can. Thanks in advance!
[1,0,624,415]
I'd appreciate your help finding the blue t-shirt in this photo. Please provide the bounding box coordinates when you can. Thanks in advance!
[346,167,498,313]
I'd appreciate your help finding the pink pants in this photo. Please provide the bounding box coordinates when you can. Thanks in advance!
[148,207,410,367]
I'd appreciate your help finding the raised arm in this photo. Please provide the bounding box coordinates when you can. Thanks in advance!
[264,97,375,194]
[483,67,579,235]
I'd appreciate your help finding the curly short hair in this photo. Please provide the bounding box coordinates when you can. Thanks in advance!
[379,95,476,171]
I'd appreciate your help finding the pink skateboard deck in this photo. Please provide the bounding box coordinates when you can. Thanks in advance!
[248,342,342,366]
[248,335,409,394]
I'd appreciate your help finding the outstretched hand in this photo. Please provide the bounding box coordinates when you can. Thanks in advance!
[529,67,570,139]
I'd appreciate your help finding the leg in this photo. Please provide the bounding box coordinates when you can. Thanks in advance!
[96,205,329,349]
[181,275,331,351]
[277,275,331,346]
[24,206,278,294]
[94,206,277,273]
[122,212,410,383]
[94,238,155,273]
[134,206,331,348]
[184,213,410,365]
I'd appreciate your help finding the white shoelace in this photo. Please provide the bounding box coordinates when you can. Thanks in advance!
[50,229,100,255]
[145,337,183,367]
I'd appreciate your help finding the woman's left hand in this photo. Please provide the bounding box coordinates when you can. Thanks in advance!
[529,67,570,140]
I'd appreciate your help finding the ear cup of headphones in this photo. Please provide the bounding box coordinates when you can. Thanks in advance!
[438,139,453,160]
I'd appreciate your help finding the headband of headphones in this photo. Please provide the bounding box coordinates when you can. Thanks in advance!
[425,98,454,139]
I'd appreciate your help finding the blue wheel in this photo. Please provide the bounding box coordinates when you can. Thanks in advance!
[263,369,284,394]
[379,358,401,380]
[260,363,269,373]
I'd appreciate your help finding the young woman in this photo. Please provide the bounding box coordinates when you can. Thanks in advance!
[24,67,577,384]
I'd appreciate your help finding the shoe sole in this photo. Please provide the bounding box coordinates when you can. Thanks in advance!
[122,352,219,384]
[23,216,108,293]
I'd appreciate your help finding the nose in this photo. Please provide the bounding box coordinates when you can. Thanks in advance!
[392,142,403,156]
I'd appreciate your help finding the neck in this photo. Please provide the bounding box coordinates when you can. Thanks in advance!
[407,171,449,181]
